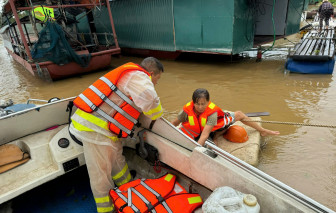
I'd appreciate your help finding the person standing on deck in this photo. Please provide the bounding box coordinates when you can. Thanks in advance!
[69,57,164,213]
[171,88,280,147]
[318,0,334,31]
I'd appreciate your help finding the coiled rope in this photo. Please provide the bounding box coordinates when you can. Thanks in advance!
[242,119,336,128]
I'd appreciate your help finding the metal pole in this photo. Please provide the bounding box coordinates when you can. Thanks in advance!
[27,7,39,40]
[5,14,17,46]
[17,3,105,10]
[9,0,33,60]
[23,23,32,47]
[105,0,119,49]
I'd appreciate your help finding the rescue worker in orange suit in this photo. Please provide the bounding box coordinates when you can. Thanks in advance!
[171,88,280,146]
[69,57,164,213]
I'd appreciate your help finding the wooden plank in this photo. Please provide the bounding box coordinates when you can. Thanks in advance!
[328,29,333,38]
[300,37,314,55]
[312,37,323,56]
[319,38,327,56]
[294,38,310,55]
[293,31,314,55]
[302,30,312,40]
[306,39,317,56]
[329,30,335,57]
[323,37,330,56]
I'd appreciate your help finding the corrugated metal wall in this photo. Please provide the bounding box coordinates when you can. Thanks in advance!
[174,0,235,54]
[232,0,255,54]
[110,0,175,51]
[103,0,304,55]
[286,0,305,35]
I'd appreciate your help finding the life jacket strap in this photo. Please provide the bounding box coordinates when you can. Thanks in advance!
[89,85,138,124]
[79,94,132,135]
[99,77,140,112]
[140,180,173,213]
[116,189,140,213]
[79,94,97,111]
[128,188,156,213]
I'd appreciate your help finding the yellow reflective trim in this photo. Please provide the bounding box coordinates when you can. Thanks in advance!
[188,196,202,204]
[143,102,162,116]
[76,109,109,130]
[108,136,119,141]
[72,119,94,132]
[208,102,215,109]
[123,64,138,69]
[164,174,173,182]
[112,164,128,180]
[188,116,195,126]
[116,173,132,186]
[74,110,119,142]
[95,196,110,204]
[186,101,191,106]
[201,118,206,127]
[150,111,163,120]
[97,205,114,213]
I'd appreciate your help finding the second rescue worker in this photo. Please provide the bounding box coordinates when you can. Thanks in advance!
[69,57,164,213]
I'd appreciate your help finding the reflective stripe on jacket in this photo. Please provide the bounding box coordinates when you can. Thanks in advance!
[73,62,150,138]
[110,174,203,213]
[181,101,233,139]
[154,193,203,213]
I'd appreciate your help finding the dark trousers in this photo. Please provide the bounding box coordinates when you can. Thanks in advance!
[320,15,331,29]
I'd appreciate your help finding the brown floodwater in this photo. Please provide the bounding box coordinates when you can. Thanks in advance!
[1,39,336,210]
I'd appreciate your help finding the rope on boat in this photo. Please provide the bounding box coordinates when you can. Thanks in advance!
[242,119,336,128]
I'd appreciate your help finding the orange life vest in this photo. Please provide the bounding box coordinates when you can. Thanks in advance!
[181,101,233,139]
[110,174,203,213]
[73,62,150,138]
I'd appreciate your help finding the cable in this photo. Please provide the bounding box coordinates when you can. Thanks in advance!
[242,119,336,128]
[288,0,320,31]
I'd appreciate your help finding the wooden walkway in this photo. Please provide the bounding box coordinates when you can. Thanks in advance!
[289,15,335,61]
[290,29,335,61]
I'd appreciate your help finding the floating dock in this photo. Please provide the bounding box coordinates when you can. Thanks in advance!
[286,16,336,74]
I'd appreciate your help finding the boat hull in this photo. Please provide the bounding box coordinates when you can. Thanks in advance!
[5,48,121,80]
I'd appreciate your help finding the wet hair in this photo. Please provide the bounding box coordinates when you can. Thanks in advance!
[192,88,210,103]
[140,57,164,75]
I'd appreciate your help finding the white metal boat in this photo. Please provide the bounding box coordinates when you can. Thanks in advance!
[0,97,334,212]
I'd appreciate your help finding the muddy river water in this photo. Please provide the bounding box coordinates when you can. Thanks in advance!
[1,38,336,210]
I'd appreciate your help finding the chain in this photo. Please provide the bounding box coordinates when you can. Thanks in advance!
[242,119,336,128]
